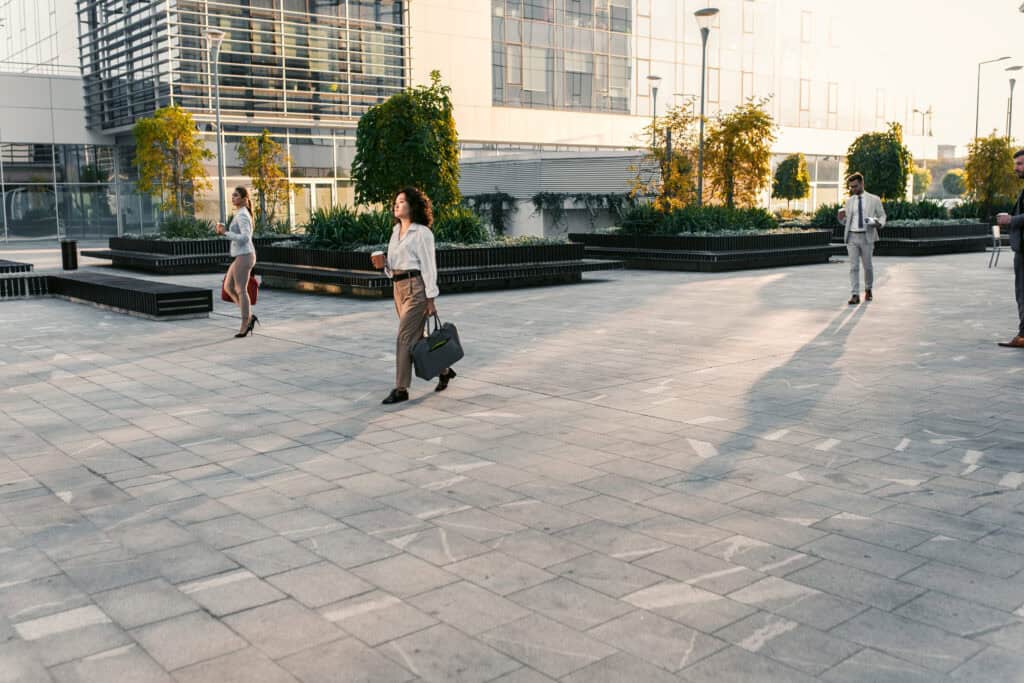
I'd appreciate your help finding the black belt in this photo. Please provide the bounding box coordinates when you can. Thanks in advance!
[392,270,421,282]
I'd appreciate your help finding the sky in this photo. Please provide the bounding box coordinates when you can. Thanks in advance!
[842,0,1024,151]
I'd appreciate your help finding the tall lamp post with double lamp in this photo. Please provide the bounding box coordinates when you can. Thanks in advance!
[1007,65,1022,138]
[206,28,227,226]
[694,7,719,207]
[647,74,662,148]
[976,55,1011,141]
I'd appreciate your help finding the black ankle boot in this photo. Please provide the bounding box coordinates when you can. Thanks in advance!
[435,369,457,392]
[381,389,409,405]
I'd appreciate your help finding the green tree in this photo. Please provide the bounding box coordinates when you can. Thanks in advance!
[911,165,932,198]
[133,105,212,214]
[629,101,698,211]
[942,168,966,196]
[965,134,1018,219]
[703,98,777,208]
[351,70,460,212]
[845,122,912,200]
[771,153,810,208]
[237,130,292,228]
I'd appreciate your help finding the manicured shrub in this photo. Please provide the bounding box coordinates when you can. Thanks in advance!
[434,206,490,244]
[160,215,214,239]
[881,199,947,221]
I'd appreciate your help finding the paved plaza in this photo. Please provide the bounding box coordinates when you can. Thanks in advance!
[2,246,1024,682]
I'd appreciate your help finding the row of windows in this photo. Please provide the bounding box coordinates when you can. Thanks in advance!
[493,0,632,113]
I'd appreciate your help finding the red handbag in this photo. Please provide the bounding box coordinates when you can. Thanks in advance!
[221,274,259,304]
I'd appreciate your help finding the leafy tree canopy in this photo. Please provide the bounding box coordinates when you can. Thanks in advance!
[703,98,777,209]
[845,122,912,200]
[133,105,212,214]
[772,153,811,207]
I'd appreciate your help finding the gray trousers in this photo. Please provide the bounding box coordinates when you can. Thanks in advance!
[847,232,874,295]
[1015,251,1024,336]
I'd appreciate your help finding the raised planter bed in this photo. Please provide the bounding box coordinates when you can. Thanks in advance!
[569,230,837,272]
[82,235,294,274]
[256,243,619,297]
[829,222,991,256]
[0,259,33,274]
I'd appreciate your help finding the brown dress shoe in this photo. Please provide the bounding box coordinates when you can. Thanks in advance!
[998,335,1024,348]
[865,289,873,302]
[848,294,860,305]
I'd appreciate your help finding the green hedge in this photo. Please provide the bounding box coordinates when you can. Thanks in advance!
[434,206,490,244]
[160,215,215,239]
[302,205,491,249]
[619,205,778,235]
[951,199,1009,222]
[882,199,947,221]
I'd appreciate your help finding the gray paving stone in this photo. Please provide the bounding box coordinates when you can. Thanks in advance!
[894,590,1019,636]
[350,553,458,597]
[561,652,680,683]
[547,551,664,597]
[507,577,632,631]
[92,578,197,628]
[320,590,438,645]
[785,559,925,611]
[383,623,521,683]
[223,536,321,577]
[821,648,945,683]
[279,638,415,683]
[634,546,764,594]
[831,608,984,672]
[132,611,247,671]
[0,575,90,623]
[588,609,725,672]
[266,561,374,608]
[187,514,275,550]
[0,641,53,683]
[480,614,616,679]
[715,611,860,675]
[727,576,868,631]
[800,533,928,578]
[900,560,1024,610]
[408,581,530,634]
[50,644,173,683]
[300,528,401,568]
[178,569,285,616]
[677,645,820,683]
[444,551,554,596]
[223,599,342,659]
[910,536,1024,578]
[950,646,1024,682]
[555,521,669,563]
[172,647,298,683]
[701,534,817,576]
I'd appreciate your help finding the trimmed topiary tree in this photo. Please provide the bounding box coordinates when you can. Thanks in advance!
[845,122,912,200]
[772,153,810,208]
[351,71,460,213]
[942,168,966,196]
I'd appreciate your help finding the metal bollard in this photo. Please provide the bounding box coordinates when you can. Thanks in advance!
[60,240,78,270]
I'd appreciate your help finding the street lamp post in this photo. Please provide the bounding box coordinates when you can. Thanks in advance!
[1007,66,1023,138]
[206,28,227,226]
[976,56,1011,141]
[647,74,662,148]
[694,7,719,207]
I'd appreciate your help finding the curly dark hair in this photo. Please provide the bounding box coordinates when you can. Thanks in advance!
[397,186,433,227]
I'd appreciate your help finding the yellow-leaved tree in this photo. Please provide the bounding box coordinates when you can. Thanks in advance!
[629,101,699,212]
[703,98,777,208]
[133,105,212,215]
[237,130,292,230]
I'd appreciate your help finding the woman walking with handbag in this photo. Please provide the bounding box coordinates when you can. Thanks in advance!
[371,187,455,405]
[216,186,259,338]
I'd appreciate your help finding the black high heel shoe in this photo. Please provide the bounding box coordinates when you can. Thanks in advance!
[435,368,456,392]
[235,315,259,338]
[381,388,409,405]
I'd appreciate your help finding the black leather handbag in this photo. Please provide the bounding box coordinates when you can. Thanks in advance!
[412,314,464,380]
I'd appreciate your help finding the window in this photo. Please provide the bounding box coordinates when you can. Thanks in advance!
[827,82,838,114]
[742,71,754,101]
[800,79,810,111]
[523,46,548,91]
[524,0,553,22]
[875,88,885,119]
[707,67,720,103]
[743,0,755,34]
[507,45,522,84]
[800,11,812,44]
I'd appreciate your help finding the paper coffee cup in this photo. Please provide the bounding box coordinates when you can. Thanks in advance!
[371,250,384,257]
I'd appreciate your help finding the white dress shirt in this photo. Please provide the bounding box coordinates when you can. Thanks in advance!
[385,222,439,298]
[223,207,255,257]
[843,191,886,243]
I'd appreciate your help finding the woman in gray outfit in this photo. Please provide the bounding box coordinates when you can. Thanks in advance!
[216,186,258,337]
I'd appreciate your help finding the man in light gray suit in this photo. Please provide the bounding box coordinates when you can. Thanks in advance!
[837,172,886,305]
[995,149,1024,348]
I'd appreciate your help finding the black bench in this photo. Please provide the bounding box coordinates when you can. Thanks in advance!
[0,259,33,274]
[49,272,212,318]
[80,249,230,274]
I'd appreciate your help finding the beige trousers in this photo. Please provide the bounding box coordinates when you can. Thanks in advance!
[393,275,428,390]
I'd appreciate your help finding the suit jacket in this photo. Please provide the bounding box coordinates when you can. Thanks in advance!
[1009,188,1024,252]
[842,191,886,244]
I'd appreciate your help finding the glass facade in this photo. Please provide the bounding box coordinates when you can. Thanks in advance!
[0,142,159,240]
[492,0,633,113]
[77,0,407,132]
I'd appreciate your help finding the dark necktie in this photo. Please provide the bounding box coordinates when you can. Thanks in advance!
[858,195,864,229]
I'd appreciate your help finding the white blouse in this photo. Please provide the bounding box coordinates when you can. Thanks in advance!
[385,222,439,298]
[223,207,255,257]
